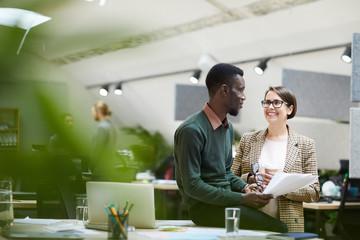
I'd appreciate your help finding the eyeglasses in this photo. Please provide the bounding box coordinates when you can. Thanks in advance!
[261,99,289,108]
[251,162,264,187]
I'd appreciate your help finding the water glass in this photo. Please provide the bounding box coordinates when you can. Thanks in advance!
[225,207,240,237]
[0,177,13,229]
[75,197,88,225]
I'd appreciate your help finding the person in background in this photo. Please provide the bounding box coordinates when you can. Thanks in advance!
[90,101,119,181]
[48,113,84,192]
[232,86,320,232]
[174,63,287,232]
[48,113,74,157]
[48,113,77,175]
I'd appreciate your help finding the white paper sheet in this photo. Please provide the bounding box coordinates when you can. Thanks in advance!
[14,217,63,225]
[42,223,100,235]
[187,228,267,237]
[263,172,318,197]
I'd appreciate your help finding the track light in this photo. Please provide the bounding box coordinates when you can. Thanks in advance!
[114,83,123,95]
[254,58,270,75]
[99,85,109,96]
[189,69,201,84]
[341,46,352,63]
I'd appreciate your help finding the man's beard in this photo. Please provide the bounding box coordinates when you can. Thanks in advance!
[229,108,239,117]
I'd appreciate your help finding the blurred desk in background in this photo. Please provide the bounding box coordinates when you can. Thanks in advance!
[153,180,178,190]
[303,200,360,238]
[303,201,341,238]
[13,199,38,219]
[13,200,37,209]
[152,180,185,220]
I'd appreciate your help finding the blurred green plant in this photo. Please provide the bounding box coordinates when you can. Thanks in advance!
[121,126,173,172]
[233,129,241,145]
[318,169,339,187]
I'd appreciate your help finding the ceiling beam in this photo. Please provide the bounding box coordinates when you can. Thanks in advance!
[51,0,320,65]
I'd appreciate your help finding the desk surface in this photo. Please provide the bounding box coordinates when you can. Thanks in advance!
[303,200,360,210]
[153,183,179,191]
[13,200,37,209]
[303,201,341,210]
[0,219,320,240]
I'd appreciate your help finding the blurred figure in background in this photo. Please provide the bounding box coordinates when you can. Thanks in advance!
[48,113,77,175]
[90,101,119,181]
[48,113,74,157]
[48,113,83,192]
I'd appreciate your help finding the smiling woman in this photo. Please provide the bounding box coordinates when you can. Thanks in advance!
[232,86,320,232]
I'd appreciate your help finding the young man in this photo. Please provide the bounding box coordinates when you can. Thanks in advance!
[174,63,287,232]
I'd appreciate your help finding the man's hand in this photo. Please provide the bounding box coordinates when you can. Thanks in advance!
[240,192,273,208]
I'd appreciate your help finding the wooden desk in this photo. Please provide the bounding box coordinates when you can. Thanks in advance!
[153,183,179,191]
[303,201,360,238]
[13,200,37,209]
[0,219,319,240]
[152,182,182,220]
[303,201,340,238]
[303,201,341,210]
[303,201,360,210]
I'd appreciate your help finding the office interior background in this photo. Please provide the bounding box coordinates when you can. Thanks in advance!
[1,0,360,174]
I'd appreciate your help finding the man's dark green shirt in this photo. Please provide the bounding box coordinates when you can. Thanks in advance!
[174,108,247,208]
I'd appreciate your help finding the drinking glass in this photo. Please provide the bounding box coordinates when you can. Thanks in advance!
[75,197,88,225]
[225,208,240,238]
[0,177,13,229]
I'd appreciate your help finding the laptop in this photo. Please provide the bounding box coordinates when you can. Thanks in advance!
[86,181,156,229]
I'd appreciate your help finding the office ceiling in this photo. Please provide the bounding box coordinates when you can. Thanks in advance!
[1,0,359,88]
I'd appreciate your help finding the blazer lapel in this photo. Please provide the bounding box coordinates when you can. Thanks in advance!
[250,129,267,165]
[283,129,299,173]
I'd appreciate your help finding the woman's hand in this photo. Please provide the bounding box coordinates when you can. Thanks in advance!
[257,172,275,186]
[244,183,263,193]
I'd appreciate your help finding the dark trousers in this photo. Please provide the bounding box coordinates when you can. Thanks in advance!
[189,202,288,233]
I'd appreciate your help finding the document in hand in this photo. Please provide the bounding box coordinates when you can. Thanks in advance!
[263,172,318,197]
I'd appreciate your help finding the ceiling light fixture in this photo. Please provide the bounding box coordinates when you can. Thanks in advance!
[189,70,201,84]
[341,46,352,63]
[99,85,109,96]
[114,83,123,95]
[0,8,51,54]
[254,58,270,75]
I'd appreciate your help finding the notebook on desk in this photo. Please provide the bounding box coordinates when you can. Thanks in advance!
[86,181,156,229]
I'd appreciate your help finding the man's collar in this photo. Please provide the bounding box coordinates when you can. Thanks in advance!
[203,103,229,130]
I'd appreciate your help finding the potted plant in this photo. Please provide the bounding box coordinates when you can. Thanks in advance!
[120,125,173,173]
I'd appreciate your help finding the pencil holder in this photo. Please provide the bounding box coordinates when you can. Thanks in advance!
[108,214,128,239]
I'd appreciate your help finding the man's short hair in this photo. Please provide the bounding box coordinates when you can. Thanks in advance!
[205,63,244,97]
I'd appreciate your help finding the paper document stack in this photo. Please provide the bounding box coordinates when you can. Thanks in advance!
[263,172,318,197]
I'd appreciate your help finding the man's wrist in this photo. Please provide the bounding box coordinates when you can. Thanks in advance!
[242,183,250,193]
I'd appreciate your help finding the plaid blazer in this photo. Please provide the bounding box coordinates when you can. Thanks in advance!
[231,127,320,232]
